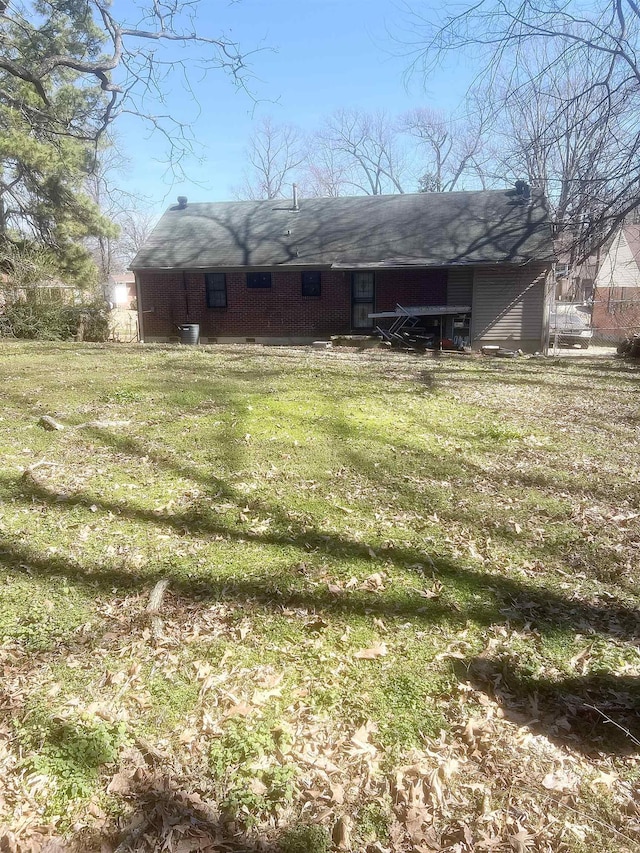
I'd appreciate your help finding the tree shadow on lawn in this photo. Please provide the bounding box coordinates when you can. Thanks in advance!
[4,358,640,765]
[75,773,283,852]
[11,414,640,640]
[419,359,640,391]
[0,466,640,732]
[10,374,639,613]
[3,512,639,762]
[418,368,624,395]
[454,656,640,757]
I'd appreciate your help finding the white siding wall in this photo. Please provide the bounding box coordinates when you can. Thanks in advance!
[471,264,549,351]
[595,231,640,290]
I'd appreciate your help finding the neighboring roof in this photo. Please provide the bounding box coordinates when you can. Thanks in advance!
[623,224,640,266]
[109,272,135,285]
[131,189,553,271]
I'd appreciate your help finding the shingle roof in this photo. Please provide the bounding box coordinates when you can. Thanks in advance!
[131,189,553,271]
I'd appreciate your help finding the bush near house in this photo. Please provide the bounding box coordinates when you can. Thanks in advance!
[0,299,110,341]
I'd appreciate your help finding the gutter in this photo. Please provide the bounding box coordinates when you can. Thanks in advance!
[182,271,189,321]
[131,257,555,274]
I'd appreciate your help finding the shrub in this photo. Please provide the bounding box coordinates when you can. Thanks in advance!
[0,298,110,342]
[15,709,126,816]
[279,824,329,853]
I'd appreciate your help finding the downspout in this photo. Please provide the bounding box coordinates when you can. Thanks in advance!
[183,271,190,322]
[469,267,477,348]
[542,266,553,355]
[134,272,144,343]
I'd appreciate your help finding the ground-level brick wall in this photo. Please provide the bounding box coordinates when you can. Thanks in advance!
[375,269,447,311]
[138,269,351,341]
[592,286,640,342]
[137,267,448,341]
[136,264,549,348]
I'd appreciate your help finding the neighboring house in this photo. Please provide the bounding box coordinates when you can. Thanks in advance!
[591,225,640,342]
[0,277,80,306]
[554,256,597,305]
[106,272,136,309]
[104,272,138,342]
[131,187,554,351]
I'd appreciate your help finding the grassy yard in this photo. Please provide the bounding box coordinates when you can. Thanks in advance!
[0,341,638,852]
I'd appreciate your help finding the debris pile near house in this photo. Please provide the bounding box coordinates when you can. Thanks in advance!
[370,304,471,353]
[330,335,381,349]
[617,334,640,358]
[480,345,524,358]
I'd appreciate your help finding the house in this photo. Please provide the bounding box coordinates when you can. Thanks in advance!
[104,271,138,342]
[590,225,640,342]
[131,186,554,352]
[0,276,80,307]
[106,271,136,309]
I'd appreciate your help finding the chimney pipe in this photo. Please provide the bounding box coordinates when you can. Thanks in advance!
[177,196,188,209]
[292,183,299,211]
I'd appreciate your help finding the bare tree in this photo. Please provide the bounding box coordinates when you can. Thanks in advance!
[476,44,639,266]
[234,118,306,200]
[303,144,351,198]
[116,210,159,265]
[401,101,491,191]
[403,0,640,255]
[311,109,408,195]
[85,142,159,285]
[1,1,259,176]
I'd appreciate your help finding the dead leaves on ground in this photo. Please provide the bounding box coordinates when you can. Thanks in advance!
[387,698,639,853]
[327,571,389,596]
[353,642,388,660]
[1,582,639,851]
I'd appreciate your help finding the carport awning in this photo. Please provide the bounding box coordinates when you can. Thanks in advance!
[368,305,471,319]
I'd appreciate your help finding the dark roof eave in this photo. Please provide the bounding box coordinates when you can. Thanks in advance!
[331,257,553,269]
[131,257,554,273]
[130,263,336,272]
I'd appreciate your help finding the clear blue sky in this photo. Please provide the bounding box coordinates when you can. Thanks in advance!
[114,0,473,209]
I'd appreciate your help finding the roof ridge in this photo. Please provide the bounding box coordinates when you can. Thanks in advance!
[165,187,533,209]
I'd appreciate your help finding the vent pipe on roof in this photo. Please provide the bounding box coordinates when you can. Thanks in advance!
[292,183,299,212]
[177,196,188,209]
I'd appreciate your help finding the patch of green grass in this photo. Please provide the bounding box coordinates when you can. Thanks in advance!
[357,800,391,845]
[208,718,297,824]
[99,387,147,405]
[0,574,91,651]
[0,342,638,848]
[15,706,125,819]
[340,661,451,755]
[146,674,200,729]
[279,823,330,853]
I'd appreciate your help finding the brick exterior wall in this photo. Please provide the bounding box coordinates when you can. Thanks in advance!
[136,265,549,348]
[137,267,452,341]
[375,269,447,311]
[592,286,640,342]
[138,269,350,340]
